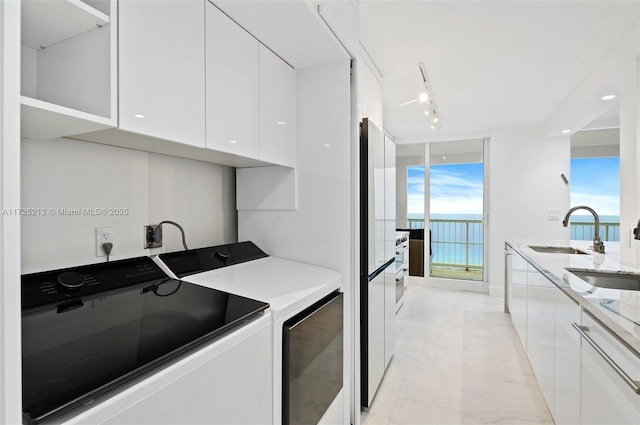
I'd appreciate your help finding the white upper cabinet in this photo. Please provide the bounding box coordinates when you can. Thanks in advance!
[259,45,295,167]
[119,0,205,148]
[36,0,298,169]
[20,0,116,140]
[206,3,260,158]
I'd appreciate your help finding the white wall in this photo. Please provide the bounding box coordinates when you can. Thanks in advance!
[148,153,237,249]
[1,0,23,422]
[21,138,237,273]
[619,58,639,266]
[488,125,570,296]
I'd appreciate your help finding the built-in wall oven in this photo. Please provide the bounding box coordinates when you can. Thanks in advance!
[395,231,409,310]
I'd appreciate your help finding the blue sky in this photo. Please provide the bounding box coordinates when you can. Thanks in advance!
[570,157,620,216]
[408,163,484,215]
[408,157,620,217]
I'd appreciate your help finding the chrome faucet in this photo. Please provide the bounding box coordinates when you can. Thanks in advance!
[562,206,605,253]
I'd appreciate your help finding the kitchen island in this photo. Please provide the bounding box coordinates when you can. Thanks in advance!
[505,239,640,425]
[506,239,640,350]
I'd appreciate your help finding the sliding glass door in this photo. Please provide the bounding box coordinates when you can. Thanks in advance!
[397,139,486,283]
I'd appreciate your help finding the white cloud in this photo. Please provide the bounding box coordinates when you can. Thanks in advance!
[570,192,620,215]
[430,195,483,214]
[430,168,483,191]
[407,194,424,214]
[407,167,484,215]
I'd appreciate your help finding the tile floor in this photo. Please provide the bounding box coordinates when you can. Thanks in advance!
[361,278,554,425]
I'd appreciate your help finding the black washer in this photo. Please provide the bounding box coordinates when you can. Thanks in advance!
[57,272,85,289]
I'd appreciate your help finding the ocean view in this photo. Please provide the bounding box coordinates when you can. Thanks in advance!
[407,213,620,223]
[406,213,621,267]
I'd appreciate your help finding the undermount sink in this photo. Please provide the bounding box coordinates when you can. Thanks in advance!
[566,268,640,291]
[528,245,589,255]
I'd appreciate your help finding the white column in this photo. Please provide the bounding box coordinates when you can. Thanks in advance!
[619,58,639,266]
[488,125,570,297]
[1,0,23,423]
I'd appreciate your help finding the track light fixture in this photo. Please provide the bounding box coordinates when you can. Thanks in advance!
[418,62,440,132]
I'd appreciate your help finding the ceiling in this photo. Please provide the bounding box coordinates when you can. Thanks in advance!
[358,1,640,143]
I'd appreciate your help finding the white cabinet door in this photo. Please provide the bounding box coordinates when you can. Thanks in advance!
[259,45,295,167]
[384,266,396,368]
[508,248,528,350]
[119,0,205,148]
[579,311,640,425]
[206,3,259,159]
[554,291,580,425]
[527,267,556,415]
[366,271,385,407]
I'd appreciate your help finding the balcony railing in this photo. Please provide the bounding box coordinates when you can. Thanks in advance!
[570,222,620,242]
[407,218,621,272]
[408,218,483,273]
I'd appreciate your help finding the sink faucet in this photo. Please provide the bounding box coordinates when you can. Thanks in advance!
[562,206,605,254]
[634,219,640,240]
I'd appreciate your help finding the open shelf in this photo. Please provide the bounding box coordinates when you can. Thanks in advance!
[21,96,113,140]
[20,0,115,140]
[21,0,109,50]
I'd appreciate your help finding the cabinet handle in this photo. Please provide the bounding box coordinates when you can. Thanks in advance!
[572,322,640,395]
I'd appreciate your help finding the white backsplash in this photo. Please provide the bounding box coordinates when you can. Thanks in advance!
[21,138,236,273]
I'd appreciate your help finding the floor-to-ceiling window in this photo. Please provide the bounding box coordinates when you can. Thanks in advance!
[429,139,484,282]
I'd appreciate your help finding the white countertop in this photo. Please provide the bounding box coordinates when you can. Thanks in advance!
[175,257,343,321]
[506,239,640,353]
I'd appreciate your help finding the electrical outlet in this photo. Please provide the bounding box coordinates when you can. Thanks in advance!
[548,210,560,221]
[96,227,115,257]
[144,225,162,249]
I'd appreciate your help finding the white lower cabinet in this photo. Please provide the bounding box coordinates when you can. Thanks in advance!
[554,291,580,425]
[505,243,580,424]
[506,242,640,425]
[526,268,556,416]
[506,246,528,349]
[578,311,640,425]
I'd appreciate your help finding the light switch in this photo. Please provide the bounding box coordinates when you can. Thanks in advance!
[548,210,560,221]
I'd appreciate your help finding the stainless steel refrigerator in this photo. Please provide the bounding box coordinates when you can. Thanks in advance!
[360,118,396,409]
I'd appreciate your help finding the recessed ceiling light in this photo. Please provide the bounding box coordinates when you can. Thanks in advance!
[601,94,617,101]
[419,93,428,102]
[561,129,571,134]
[324,144,331,147]
[229,140,237,144]
[134,114,144,118]
[277,121,287,125]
